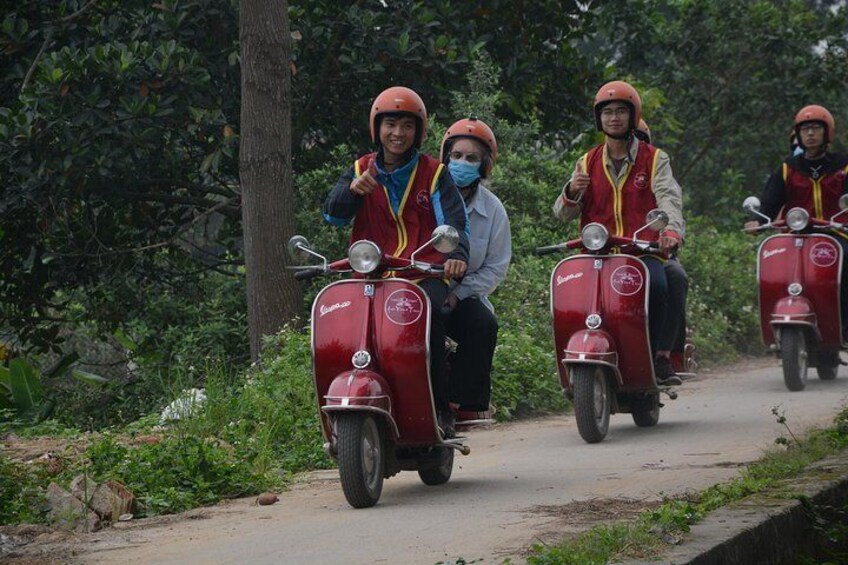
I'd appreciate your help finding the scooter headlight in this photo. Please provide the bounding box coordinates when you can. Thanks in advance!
[581,223,609,251]
[348,240,382,274]
[785,207,810,231]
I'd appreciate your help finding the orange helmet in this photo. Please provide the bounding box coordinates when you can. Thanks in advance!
[635,118,652,144]
[369,86,428,148]
[439,117,498,176]
[794,105,835,143]
[593,80,641,131]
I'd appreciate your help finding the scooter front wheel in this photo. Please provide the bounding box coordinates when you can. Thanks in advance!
[780,328,808,392]
[336,413,385,508]
[572,365,611,443]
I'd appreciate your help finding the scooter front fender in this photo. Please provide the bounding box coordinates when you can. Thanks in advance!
[770,296,820,340]
[561,329,623,388]
[322,370,399,438]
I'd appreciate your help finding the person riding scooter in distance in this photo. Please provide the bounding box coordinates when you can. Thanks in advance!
[635,118,691,368]
[744,105,848,337]
[440,117,512,421]
[323,86,469,437]
[553,80,686,385]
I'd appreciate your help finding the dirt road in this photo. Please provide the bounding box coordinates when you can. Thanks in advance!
[60,358,848,564]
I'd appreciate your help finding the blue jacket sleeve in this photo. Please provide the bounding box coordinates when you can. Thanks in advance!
[323,167,360,226]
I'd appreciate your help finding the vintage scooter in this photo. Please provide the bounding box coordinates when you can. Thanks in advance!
[536,211,695,443]
[288,226,470,508]
[743,195,848,391]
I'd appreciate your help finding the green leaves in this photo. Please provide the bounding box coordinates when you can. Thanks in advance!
[6,358,44,416]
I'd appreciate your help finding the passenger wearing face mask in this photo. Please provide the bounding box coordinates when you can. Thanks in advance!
[440,117,512,421]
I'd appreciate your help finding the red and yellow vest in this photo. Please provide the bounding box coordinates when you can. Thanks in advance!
[351,153,446,278]
[580,141,661,240]
[783,162,848,222]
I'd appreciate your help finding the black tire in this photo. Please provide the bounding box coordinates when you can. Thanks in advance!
[780,328,808,392]
[816,351,839,381]
[336,414,384,508]
[572,365,611,443]
[631,394,660,427]
[418,447,454,486]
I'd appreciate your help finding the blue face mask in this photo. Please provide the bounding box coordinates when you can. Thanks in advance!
[448,159,482,188]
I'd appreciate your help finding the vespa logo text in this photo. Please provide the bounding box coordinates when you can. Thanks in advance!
[610,265,644,296]
[810,242,838,268]
[319,301,351,317]
[763,247,786,259]
[556,272,584,286]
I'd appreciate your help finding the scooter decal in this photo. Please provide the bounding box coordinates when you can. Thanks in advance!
[610,265,644,296]
[810,241,838,267]
[556,272,584,286]
[319,301,352,317]
[762,247,786,259]
[385,289,424,325]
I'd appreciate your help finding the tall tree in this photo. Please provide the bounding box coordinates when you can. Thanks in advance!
[239,0,300,359]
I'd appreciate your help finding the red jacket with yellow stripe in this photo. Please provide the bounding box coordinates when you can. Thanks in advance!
[579,141,663,240]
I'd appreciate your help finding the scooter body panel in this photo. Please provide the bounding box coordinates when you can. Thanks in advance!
[758,233,843,348]
[312,279,439,447]
[552,254,654,393]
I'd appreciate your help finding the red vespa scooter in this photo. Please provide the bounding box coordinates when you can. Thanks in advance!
[536,210,694,443]
[288,226,469,508]
[743,195,848,391]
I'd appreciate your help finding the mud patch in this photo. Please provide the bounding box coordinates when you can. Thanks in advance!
[531,496,663,525]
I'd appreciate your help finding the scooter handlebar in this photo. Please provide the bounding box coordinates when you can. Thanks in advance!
[294,267,326,281]
[535,244,569,255]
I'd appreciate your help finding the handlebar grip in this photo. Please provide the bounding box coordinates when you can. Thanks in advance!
[294,267,325,281]
[535,244,565,256]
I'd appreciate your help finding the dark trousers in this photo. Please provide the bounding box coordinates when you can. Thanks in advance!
[665,257,689,352]
[641,256,671,354]
[419,278,449,412]
[445,297,499,411]
[839,237,848,331]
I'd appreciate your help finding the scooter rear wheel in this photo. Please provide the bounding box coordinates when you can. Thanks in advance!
[336,414,384,508]
[816,351,839,381]
[780,328,808,392]
[572,365,611,443]
[631,393,660,427]
[418,446,454,486]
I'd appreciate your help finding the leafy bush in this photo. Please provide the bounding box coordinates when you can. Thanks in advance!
[0,454,48,524]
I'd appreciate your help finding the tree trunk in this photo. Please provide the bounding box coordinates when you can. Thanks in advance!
[239,0,300,360]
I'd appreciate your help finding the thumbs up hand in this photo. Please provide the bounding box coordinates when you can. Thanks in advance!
[350,159,379,196]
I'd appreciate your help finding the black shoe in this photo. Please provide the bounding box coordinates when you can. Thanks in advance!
[437,409,456,439]
[655,356,682,386]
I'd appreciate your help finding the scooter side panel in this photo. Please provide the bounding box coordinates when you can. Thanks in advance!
[758,234,842,347]
[552,255,654,392]
[373,280,439,445]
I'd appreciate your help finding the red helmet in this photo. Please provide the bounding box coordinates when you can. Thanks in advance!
[635,118,652,144]
[794,105,835,143]
[593,80,641,131]
[439,117,498,176]
[369,86,428,148]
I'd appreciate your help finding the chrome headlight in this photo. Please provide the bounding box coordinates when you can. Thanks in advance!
[581,223,609,251]
[785,207,810,231]
[348,240,382,274]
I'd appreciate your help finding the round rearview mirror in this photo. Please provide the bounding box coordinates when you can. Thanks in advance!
[645,209,669,231]
[743,196,761,213]
[839,194,848,211]
[432,225,459,253]
[287,235,311,260]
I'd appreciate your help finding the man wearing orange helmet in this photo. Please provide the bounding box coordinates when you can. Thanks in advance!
[440,117,512,420]
[323,86,470,436]
[553,80,687,385]
[746,105,848,335]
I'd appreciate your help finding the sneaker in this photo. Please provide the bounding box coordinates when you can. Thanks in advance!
[654,356,682,386]
[437,409,456,439]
